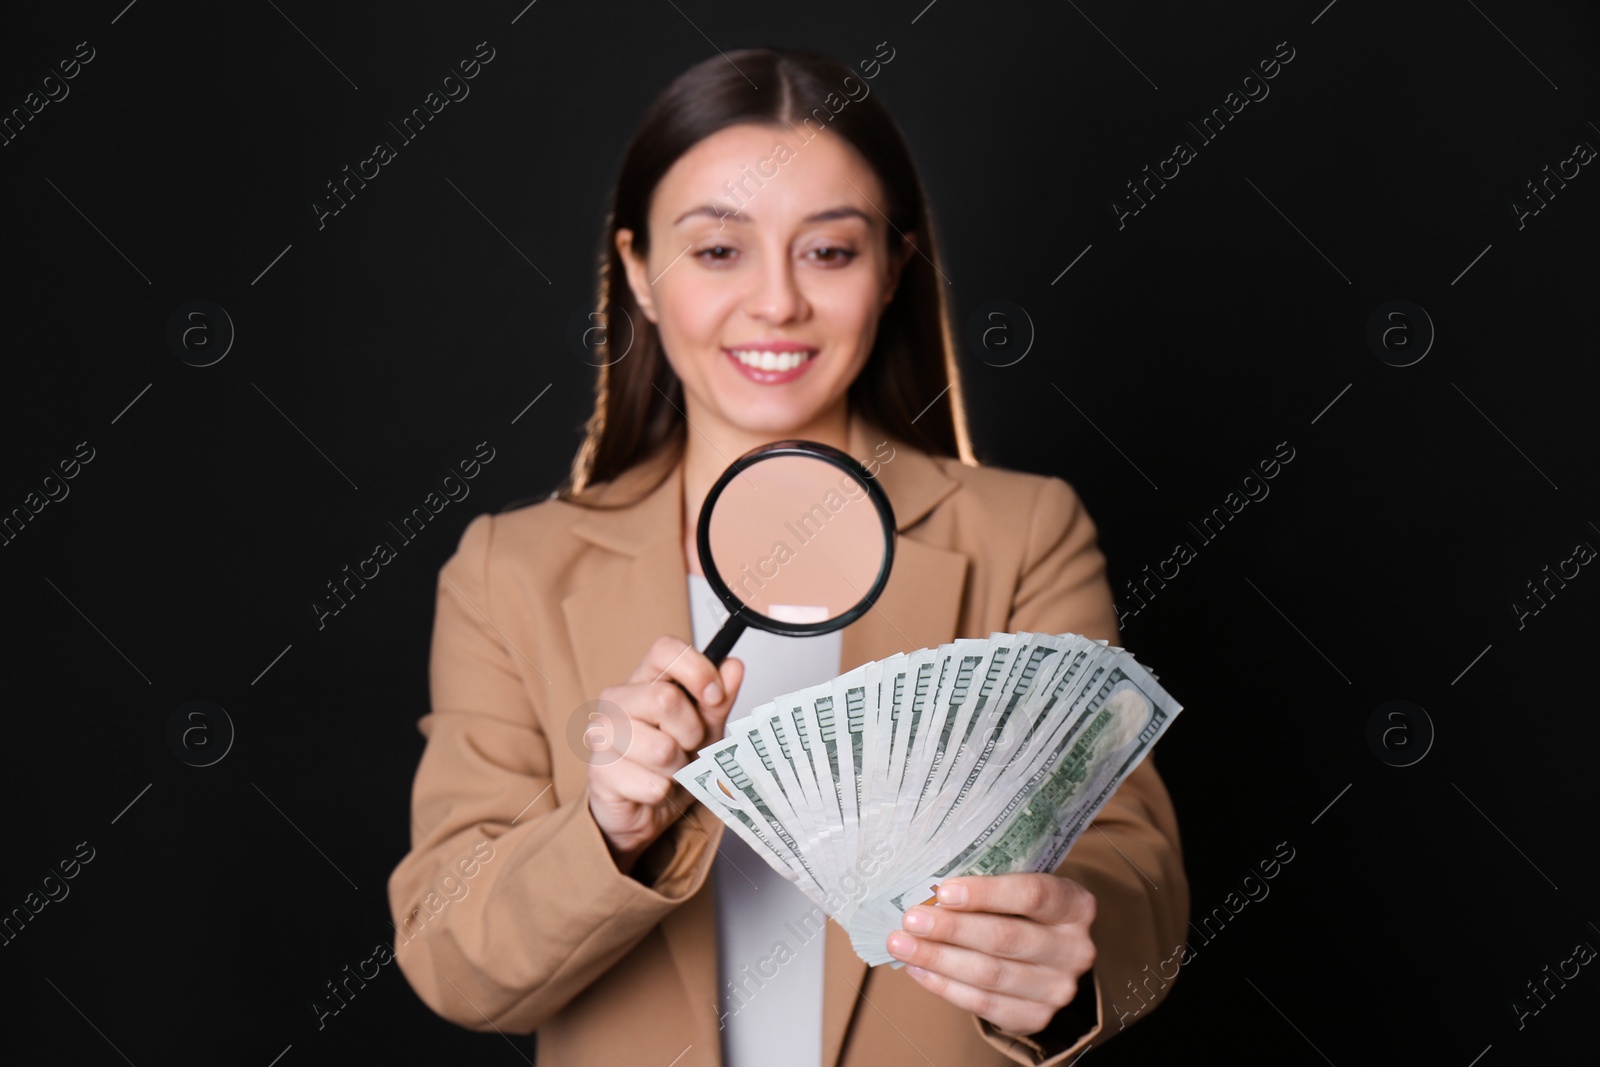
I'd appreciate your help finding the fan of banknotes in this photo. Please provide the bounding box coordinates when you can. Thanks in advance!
[673,630,1183,966]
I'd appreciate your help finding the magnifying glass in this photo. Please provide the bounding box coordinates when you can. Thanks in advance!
[683,439,896,689]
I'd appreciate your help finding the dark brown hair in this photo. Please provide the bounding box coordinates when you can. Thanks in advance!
[555,45,975,508]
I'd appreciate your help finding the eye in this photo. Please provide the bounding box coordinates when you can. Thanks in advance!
[809,246,858,266]
[694,244,736,264]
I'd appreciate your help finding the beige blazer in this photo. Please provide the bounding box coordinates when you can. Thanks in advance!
[388,410,1189,1066]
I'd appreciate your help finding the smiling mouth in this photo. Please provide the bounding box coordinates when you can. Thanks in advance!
[725,348,818,371]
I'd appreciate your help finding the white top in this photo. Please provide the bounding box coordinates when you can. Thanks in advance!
[688,571,839,1067]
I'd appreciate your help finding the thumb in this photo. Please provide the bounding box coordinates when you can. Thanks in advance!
[701,657,744,738]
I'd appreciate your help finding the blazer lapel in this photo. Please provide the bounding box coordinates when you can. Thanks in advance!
[559,412,970,1067]
[560,452,732,1056]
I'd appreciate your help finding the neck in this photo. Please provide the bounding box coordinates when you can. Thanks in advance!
[681,400,852,575]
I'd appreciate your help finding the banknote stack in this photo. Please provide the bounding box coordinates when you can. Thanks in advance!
[673,631,1183,966]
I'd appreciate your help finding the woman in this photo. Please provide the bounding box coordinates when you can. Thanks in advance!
[388,46,1188,1066]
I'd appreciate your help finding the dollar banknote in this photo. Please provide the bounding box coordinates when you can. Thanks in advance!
[672,631,1182,966]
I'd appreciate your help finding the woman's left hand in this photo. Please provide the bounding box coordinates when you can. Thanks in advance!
[886,872,1097,1036]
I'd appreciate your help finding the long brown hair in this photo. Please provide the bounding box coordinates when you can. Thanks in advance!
[555,45,976,508]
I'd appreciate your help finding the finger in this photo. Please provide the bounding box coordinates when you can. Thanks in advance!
[615,719,691,776]
[595,755,680,808]
[613,680,704,754]
[899,906,1055,964]
[886,929,1073,1003]
[899,966,1067,1038]
[930,874,1094,926]
[630,635,726,707]
[699,657,744,735]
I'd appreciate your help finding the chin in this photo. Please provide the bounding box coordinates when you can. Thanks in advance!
[720,398,831,437]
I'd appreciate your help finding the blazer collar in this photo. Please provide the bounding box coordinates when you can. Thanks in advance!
[559,409,970,1067]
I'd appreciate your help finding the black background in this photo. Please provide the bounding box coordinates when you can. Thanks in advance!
[2,1,1596,1064]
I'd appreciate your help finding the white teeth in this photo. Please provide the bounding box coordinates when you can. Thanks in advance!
[730,349,814,372]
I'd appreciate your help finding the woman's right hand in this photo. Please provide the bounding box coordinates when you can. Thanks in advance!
[586,635,744,873]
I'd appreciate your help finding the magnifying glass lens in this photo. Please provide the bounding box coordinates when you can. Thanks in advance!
[706,454,887,624]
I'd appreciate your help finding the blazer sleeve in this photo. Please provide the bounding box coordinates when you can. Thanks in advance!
[386,512,721,1033]
[972,476,1190,1066]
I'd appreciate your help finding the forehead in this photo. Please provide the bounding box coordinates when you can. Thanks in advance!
[651,122,884,228]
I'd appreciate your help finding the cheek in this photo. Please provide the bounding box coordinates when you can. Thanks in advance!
[653,279,724,364]
[829,299,885,366]
[811,277,882,341]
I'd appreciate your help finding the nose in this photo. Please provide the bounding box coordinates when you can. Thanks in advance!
[742,249,806,323]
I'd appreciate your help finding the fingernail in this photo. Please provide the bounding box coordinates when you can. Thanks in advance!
[703,681,724,704]
[887,932,915,957]
[906,965,929,979]
[902,908,931,933]
[936,882,967,905]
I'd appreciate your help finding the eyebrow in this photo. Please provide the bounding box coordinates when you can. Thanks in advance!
[672,203,874,227]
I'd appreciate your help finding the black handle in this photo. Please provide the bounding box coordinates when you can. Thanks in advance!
[701,612,747,668]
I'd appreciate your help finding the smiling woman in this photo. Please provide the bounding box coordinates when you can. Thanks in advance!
[389,45,1188,1067]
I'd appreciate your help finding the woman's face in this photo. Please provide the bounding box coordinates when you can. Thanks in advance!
[617,122,913,438]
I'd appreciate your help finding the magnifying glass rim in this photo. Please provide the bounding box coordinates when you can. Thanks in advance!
[696,438,897,639]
